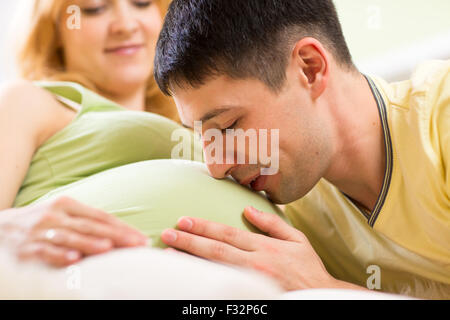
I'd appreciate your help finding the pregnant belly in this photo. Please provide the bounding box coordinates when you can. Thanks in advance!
[34,159,286,248]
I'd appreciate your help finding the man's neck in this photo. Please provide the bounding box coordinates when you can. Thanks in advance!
[322,71,386,212]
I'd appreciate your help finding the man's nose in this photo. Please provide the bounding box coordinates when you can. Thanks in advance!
[205,161,237,180]
[202,138,238,180]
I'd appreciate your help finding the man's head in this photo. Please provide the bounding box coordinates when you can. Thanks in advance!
[154,0,357,204]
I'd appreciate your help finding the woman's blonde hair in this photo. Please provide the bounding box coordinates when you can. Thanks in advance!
[17,0,179,122]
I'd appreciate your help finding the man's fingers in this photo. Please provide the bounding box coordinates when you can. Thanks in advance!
[18,242,81,267]
[161,229,250,267]
[33,228,113,255]
[176,216,259,251]
[243,207,303,242]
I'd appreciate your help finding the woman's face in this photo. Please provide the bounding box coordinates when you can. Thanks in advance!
[59,0,163,95]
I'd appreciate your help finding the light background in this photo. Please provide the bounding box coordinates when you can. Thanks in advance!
[1,0,450,84]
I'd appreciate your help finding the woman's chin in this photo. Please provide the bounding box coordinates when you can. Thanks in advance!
[104,72,151,90]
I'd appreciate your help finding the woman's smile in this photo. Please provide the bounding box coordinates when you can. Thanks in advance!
[104,43,145,56]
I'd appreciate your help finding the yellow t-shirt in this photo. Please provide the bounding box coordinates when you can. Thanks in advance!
[285,60,450,299]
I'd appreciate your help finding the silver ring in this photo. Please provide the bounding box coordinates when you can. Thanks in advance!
[45,229,57,241]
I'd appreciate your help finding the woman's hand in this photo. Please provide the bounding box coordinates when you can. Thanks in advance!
[0,196,148,267]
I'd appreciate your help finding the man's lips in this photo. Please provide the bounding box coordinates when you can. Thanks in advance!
[240,173,260,186]
[250,175,268,192]
[239,173,268,192]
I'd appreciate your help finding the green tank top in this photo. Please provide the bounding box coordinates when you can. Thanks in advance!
[15,82,285,247]
[33,159,285,248]
[14,82,203,207]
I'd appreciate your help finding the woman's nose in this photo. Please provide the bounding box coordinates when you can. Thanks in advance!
[110,6,139,36]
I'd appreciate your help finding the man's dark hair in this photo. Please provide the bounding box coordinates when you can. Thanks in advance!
[154,0,354,96]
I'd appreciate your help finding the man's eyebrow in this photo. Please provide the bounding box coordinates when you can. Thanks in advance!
[200,107,232,123]
[183,107,234,129]
[182,107,232,129]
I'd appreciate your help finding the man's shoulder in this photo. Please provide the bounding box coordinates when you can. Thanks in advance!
[408,59,450,94]
[409,59,450,132]
[411,60,449,168]
[377,60,448,108]
[376,60,449,156]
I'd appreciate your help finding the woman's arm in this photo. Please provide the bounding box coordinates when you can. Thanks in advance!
[0,81,148,266]
[0,80,76,210]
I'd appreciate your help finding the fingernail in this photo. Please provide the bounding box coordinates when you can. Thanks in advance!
[177,217,193,231]
[162,229,177,243]
[66,250,80,261]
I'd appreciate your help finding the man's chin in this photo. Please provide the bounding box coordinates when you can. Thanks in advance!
[264,190,287,205]
[264,187,305,205]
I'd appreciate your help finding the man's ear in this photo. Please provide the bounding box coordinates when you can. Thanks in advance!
[291,37,329,99]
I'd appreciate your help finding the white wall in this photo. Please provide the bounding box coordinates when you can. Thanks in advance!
[0,0,26,84]
[0,1,449,84]
[335,0,450,81]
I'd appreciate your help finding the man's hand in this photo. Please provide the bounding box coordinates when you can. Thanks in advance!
[0,197,148,267]
[161,206,347,291]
